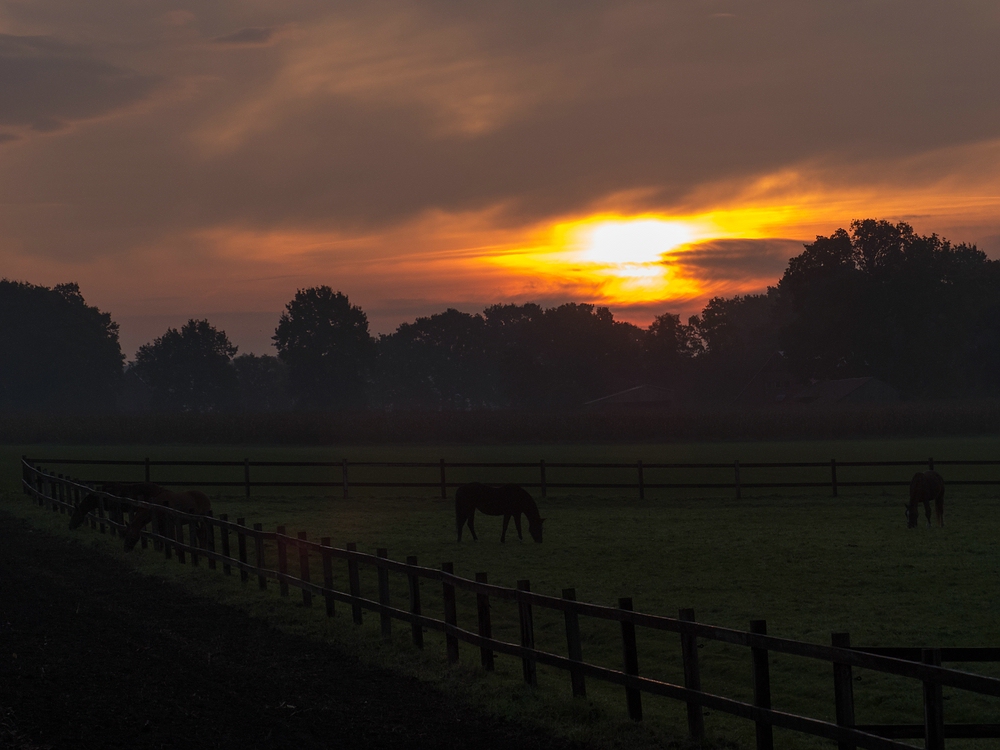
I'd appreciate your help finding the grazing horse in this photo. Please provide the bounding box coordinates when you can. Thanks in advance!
[68,482,165,530]
[123,489,213,551]
[455,483,544,543]
[906,471,945,528]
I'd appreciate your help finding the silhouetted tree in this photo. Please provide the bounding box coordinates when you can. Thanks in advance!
[376,309,492,409]
[0,280,123,412]
[643,312,702,388]
[272,287,374,409]
[777,219,997,397]
[233,353,293,412]
[132,319,238,412]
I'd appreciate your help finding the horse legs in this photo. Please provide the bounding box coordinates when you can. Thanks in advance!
[501,514,511,543]
[124,507,154,551]
[935,492,945,527]
[922,499,932,527]
[513,513,524,541]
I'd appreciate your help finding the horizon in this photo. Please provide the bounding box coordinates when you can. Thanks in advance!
[3,3,1000,358]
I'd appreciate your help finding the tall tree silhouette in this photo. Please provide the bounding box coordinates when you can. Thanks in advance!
[132,319,238,412]
[0,280,123,412]
[777,219,996,397]
[273,287,374,409]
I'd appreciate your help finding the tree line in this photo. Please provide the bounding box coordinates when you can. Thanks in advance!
[4,218,999,413]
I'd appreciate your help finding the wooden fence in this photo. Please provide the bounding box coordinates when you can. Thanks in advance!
[18,458,1000,750]
[22,454,1000,500]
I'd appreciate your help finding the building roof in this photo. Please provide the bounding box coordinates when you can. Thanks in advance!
[583,384,674,407]
[793,377,899,404]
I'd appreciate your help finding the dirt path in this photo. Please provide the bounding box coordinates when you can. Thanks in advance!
[0,510,588,750]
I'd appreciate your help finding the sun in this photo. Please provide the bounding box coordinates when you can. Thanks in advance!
[578,218,696,265]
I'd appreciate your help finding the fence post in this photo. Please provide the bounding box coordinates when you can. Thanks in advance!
[253,523,266,590]
[277,526,289,597]
[679,608,704,741]
[347,542,362,624]
[638,460,645,500]
[299,532,312,607]
[406,555,423,648]
[205,512,216,570]
[244,458,251,499]
[735,460,742,500]
[923,648,944,750]
[144,456,150,483]
[439,459,447,499]
[219,514,231,575]
[540,460,547,498]
[321,538,335,618]
[442,562,459,663]
[750,619,773,750]
[377,548,391,640]
[619,597,642,721]
[342,459,349,499]
[175,518,187,565]
[237,517,248,582]
[563,588,586,697]
[831,632,856,750]
[831,459,838,497]
[517,580,537,686]
[475,572,494,671]
[189,516,200,567]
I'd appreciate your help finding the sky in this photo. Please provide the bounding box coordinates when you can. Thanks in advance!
[2,1,1000,358]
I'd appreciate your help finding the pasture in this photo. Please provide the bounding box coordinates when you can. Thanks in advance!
[5,437,1000,749]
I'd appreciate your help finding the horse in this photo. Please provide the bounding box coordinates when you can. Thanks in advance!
[123,489,213,552]
[455,483,544,543]
[68,481,166,530]
[905,471,944,528]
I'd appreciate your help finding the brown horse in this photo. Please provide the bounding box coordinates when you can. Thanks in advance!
[906,471,944,528]
[68,482,165,530]
[455,483,544,543]
[123,489,213,551]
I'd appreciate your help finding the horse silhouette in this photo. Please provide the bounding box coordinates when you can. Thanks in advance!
[123,489,213,551]
[905,471,944,528]
[69,482,165,530]
[455,483,544,543]
[68,481,211,551]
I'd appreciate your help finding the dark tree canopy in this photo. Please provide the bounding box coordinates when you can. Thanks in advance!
[0,280,123,412]
[377,309,491,409]
[132,319,238,413]
[777,219,997,397]
[273,287,374,409]
[233,353,293,412]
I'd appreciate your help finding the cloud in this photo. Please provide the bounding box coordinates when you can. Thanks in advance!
[0,34,160,132]
[666,238,803,284]
[211,27,276,45]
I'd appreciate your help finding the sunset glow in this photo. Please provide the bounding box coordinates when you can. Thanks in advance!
[3,3,999,356]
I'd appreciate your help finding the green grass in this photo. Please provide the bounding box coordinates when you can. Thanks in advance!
[5,438,1000,750]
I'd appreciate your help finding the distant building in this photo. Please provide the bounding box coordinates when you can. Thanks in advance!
[792,377,899,405]
[732,352,805,406]
[583,384,675,410]
[733,352,901,406]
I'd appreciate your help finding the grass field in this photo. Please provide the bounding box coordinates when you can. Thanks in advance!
[6,437,1000,750]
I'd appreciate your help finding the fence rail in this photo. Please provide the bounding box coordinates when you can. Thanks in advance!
[23,454,1000,501]
[18,458,1000,750]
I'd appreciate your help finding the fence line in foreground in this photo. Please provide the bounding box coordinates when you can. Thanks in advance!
[24,454,1000,500]
[19,459,1000,750]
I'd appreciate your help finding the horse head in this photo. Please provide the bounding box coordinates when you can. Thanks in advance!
[904,503,918,528]
[528,516,545,543]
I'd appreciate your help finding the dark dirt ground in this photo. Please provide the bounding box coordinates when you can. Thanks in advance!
[0,510,591,750]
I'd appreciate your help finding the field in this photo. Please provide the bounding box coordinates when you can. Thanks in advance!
[5,437,1000,749]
